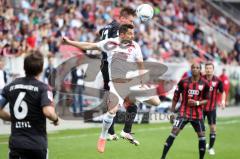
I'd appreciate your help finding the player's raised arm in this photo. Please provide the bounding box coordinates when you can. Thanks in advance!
[62,36,101,51]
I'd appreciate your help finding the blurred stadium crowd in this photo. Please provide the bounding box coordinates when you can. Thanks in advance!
[1,0,240,65]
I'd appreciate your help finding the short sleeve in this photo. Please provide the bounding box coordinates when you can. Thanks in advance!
[41,85,54,107]
[173,80,183,102]
[202,83,210,99]
[217,80,224,93]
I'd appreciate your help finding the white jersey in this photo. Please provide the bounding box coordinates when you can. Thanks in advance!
[97,37,143,80]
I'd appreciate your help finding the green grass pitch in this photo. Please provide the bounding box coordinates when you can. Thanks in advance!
[0,117,239,159]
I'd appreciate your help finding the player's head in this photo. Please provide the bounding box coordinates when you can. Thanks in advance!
[205,62,214,76]
[119,24,134,42]
[24,52,44,77]
[119,7,135,25]
[191,62,201,77]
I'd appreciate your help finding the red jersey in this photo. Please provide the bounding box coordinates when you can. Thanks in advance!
[173,77,210,120]
[202,75,223,111]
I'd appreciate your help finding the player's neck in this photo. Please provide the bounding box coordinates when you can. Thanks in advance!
[206,74,213,81]
[191,75,200,82]
[35,75,41,80]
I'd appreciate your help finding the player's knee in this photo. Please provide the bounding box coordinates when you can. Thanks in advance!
[210,125,216,133]
[197,131,205,137]
[108,105,119,114]
[171,127,180,136]
[126,104,137,114]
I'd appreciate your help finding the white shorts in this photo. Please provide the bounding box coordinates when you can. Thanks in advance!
[109,82,158,106]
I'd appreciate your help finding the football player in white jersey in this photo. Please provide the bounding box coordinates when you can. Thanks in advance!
[62,24,160,153]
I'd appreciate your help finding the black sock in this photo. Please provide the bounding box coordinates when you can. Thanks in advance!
[161,134,176,159]
[123,105,137,133]
[209,133,216,149]
[199,137,206,159]
[108,116,115,135]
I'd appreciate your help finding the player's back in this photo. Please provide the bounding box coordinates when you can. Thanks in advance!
[3,77,50,150]
[100,20,120,40]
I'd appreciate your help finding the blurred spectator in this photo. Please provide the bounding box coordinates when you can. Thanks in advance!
[219,68,230,105]
[71,66,86,117]
[44,54,56,85]
[0,58,7,92]
[235,82,240,105]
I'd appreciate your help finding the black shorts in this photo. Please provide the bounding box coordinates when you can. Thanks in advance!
[173,117,205,132]
[9,148,48,159]
[203,110,216,125]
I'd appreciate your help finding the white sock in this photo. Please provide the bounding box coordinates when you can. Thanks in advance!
[100,112,115,139]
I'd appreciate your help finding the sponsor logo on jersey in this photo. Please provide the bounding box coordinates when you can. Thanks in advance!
[210,86,213,91]
[212,81,217,87]
[198,85,203,91]
[188,89,200,95]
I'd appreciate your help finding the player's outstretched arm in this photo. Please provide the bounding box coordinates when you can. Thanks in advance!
[42,106,59,126]
[62,36,101,51]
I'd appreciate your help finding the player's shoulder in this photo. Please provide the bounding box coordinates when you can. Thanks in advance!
[132,40,141,48]
[37,80,51,91]
[102,20,119,30]
[4,77,24,88]
[101,37,119,43]
[213,75,221,82]
[180,77,190,83]
[107,20,120,29]
[200,77,209,85]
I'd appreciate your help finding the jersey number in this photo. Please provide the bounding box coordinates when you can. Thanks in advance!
[173,119,180,127]
[102,29,109,39]
[14,92,28,120]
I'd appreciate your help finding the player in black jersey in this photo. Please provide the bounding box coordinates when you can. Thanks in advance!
[0,52,59,159]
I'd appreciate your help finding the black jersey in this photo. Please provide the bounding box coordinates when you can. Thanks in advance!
[1,77,53,150]
[99,20,120,41]
[99,20,120,90]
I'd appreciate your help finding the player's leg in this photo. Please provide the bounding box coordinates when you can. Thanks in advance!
[161,117,187,159]
[142,95,161,106]
[97,88,119,153]
[191,120,206,159]
[119,96,160,146]
[30,149,48,159]
[208,110,217,155]
[120,98,139,145]
[9,148,23,159]
[9,148,47,159]
[107,116,119,141]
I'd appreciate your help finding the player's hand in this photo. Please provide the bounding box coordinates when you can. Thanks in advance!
[188,99,197,106]
[51,116,60,126]
[220,100,226,110]
[169,113,176,124]
[62,36,70,44]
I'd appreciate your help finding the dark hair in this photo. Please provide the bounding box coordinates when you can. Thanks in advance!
[120,7,135,17]
[191,62,201,69]
[24,51,44,77]
[205,62,214,69]
[119,24,134,35]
